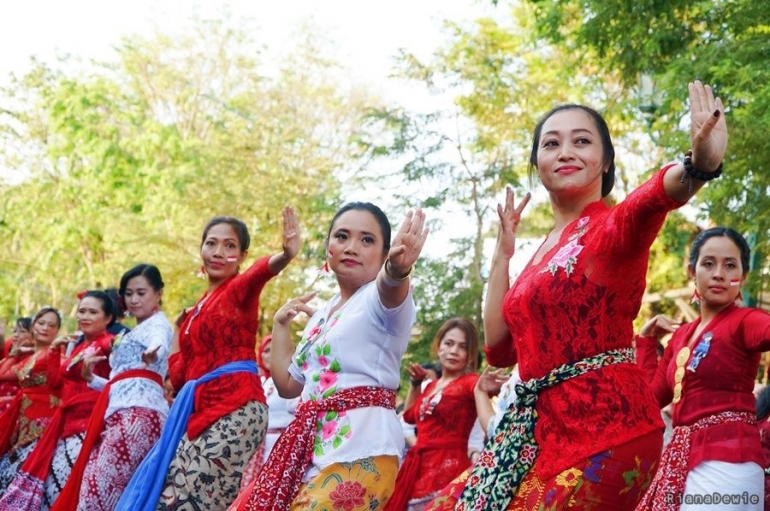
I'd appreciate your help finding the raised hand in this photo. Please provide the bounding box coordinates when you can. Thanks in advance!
[142,345,161,366]
[274,292,317,327]
[639,314,681,339]
[387,209,429,276]
[496,187,531,260]
[405,362,429,387]
[282,206,301,261]
[689,80,727,173]
[81,354,107,383]
[475,366,510,394]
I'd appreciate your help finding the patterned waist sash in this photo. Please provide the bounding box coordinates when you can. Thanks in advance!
[51,368,162,511]
[116,360,258,511]
[457,347,635,511]
[236,386,396,511]
[636,410,755,511]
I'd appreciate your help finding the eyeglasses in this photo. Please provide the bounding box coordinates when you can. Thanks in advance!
[672,346,690,404]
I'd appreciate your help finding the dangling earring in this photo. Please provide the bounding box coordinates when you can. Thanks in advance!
[318,260,331,277]
[197,265,207,279]
[690,289,701,306]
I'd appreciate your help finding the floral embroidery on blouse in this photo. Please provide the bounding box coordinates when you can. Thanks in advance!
[542,216,590,276]
[295,308,352,456]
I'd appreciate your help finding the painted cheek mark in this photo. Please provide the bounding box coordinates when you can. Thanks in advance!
[226,256,239,263]
[729,279,741,287]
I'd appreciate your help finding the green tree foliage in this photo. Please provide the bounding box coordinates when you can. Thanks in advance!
[525,0,770,298]
[0,17,378,333]
[360,2,692,369]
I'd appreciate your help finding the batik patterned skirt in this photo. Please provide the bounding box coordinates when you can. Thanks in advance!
[157,400,267,511]
[78,407,164,511]
[427,430,662,511]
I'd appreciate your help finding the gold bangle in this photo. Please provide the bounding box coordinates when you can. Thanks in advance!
[384,258,412,281]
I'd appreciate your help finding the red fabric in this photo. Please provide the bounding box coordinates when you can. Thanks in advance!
[19,392,97,481]
[48,333,113,439]
[0,393,21,454]
[236,386,396,511]
[394,373,478,506]
[170,256,274,439]
[3,339,12,359]
[637,411,754,511]
[51,368,162,511]
[639,303,770,469]
[488,166,683,479]
[0,350,32,415]
[256,335,272,379]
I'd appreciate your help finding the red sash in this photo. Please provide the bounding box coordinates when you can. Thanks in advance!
[0,393,22,455]
[385,438,467,510]
[234,386,396,511]
[50,368,162,511]
[19,391,98,481]
[637,410,755,510]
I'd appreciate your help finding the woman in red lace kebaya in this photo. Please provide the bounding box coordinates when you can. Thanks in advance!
[636,228,770,510]
[386,318,481,510]
[0,317,33,416]
[0,309,61,492]
[0,292,116,510]
[117,208,300,511]
[428,80,729,511]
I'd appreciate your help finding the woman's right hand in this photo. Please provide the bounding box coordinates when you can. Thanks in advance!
[51,334,77,350]
[405,362,429,388]
[496,187,531,260]
[639,314,680,338]
[81,354,107,383]
[689,80,727,173]
[274,292,317,327]
[475,366,509,394]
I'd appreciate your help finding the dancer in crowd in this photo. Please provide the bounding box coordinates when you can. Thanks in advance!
[0,317,33,414]
[232,202,428,510]
[387,317,481,510]
[440,80,727,510]
[240,334,299,490]
[52,264,173,511]
[636,227,770,510]
[118,208,300,510]
[1,292,115,509]
[0,308,61,491]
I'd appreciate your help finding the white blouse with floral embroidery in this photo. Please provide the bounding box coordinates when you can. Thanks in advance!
[288,280,416,482]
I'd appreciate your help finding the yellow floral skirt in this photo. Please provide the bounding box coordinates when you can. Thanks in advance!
[290,455,399,511]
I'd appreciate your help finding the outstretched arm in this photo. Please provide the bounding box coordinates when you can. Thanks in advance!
[484,188,530,352]
[268,206,302,275]
[663,80,728,202]
[376,209,429,309]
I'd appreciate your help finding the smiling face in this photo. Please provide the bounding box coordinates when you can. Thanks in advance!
[690,235,746,311]
[31,311,60,346]
[437,327,469,377]
[124,275,162,323]
[535,108,608,201]
[77,296,112,339]
[327,209,388,292]
[12,322,32,347]
[200,223,247,284]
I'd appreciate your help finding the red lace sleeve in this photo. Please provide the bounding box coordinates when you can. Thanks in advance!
[484,333,517,368]
[229,256,275,313]
[739,308,770,352]
[168,351,186,391]
[649,340,674,408]
[634,335,659,380]
[47,347,63,390]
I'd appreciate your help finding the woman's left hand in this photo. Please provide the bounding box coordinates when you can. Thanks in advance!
[387,209,429,276]
[689,80,727,173]
[142,345,161,366]
[282,206,301,261]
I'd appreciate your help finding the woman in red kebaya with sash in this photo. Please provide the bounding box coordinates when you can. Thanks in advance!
[0,292,116,510]
[0,317,33,415]
[0,308,61,492]
[117,207,300,511]
[636,228,770,510]
[430,80,728,511]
